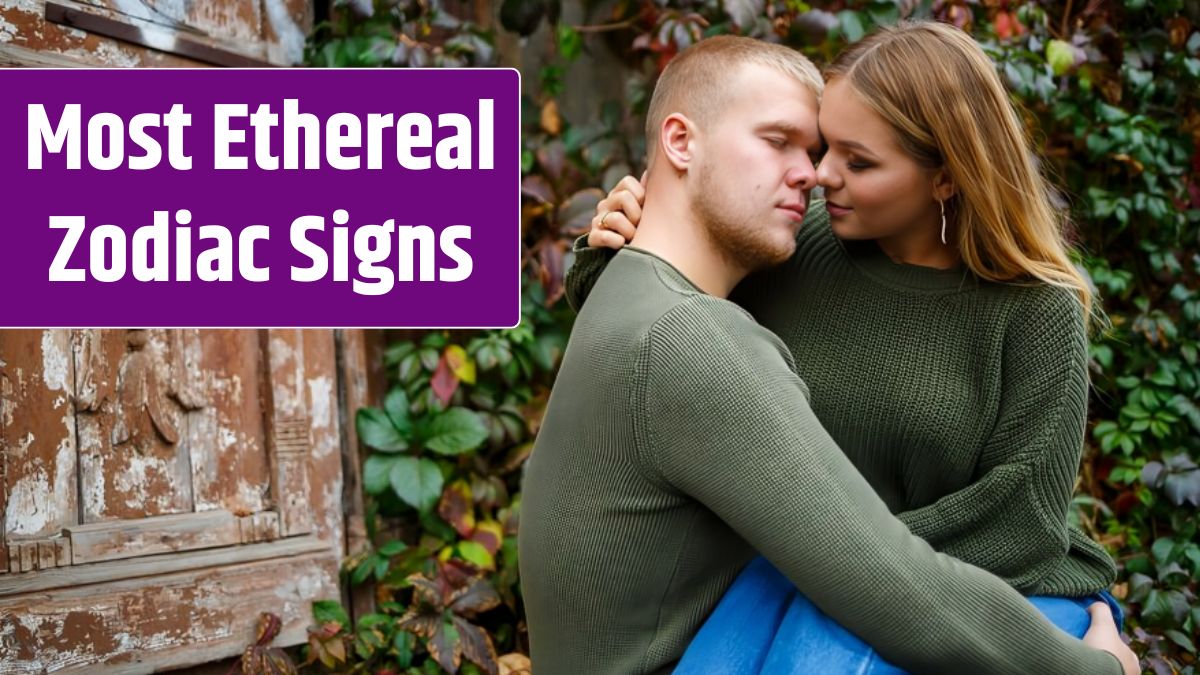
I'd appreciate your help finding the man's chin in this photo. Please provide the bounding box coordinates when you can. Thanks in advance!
[747,241,796,272]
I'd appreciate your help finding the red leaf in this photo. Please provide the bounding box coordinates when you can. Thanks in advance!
[427,617,463,674]
[255,612,282,645]
[438,480,477,538]
[449,578,502,617]
[539,240,565,307]
[469,520,504,556]
[453,615,500,675]
[431,355,459,406]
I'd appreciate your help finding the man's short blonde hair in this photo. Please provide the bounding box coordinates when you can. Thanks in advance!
[645,36,823,163]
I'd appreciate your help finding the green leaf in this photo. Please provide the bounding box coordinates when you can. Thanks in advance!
[1047,40,1074,76]
[423,408,489,455]
[1153,537,1179,565]
[313,600,351,630]
[379,540,408,557]
[1096,102,1128,123]
[457,540,496,569]
[1141,589,1190,626]
[555,24,582,61]
[1164,629,1196,653]
[1127,572,1154,603]
[389,456,444,512]
[395,630,415,668]
[1115,375,1140,389]
[384,389,413,435]
[357,408,408,453]
[364,454,400,495]
[358,613,390,629]
[351,557,375,585]
[1170,394,1200,433]
[837,10,865,43]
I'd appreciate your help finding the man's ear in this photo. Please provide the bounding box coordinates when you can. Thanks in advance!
[931,168,957,202]
[659,113,696,173]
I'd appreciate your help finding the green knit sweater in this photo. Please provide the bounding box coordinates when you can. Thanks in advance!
[564,203,1117,598]
[520,247,1121,674]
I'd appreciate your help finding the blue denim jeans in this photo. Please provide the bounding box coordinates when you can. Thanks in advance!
[675,556,1125,675]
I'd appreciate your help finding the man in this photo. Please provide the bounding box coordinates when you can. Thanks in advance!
[517,36,1135,675]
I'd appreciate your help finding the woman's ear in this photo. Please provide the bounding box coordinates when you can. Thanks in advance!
[660,113,696,173]
[932,168,957,203]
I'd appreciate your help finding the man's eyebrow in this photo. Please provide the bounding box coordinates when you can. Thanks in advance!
[754,121,811,136]
[755,121,824,152]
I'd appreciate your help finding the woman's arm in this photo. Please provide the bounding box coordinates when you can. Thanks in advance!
[896,284,1117,595]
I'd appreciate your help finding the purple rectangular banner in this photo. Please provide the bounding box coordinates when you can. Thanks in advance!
[1,68,520,328]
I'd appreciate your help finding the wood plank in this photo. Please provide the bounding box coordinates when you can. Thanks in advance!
[0,535,327,596]
[44,0,276,67]
[64,510,243,565]
[0,43,91,67]
[262,331,314,538]
[0,330,78,541]
[335,330,383,620]
[188,331,271,516]
[302,330,342,545]
[0,548,338,674]
[74,330,194,523]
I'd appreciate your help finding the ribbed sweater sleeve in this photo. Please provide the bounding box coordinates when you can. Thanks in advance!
[895,286,1118,595]
[565,235,616,313]
[637,296,1122,675]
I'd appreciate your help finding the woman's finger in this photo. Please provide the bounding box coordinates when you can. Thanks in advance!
[593,195,611,221]
[613,190,643,227]
[598,212,636,241]
[587,227,627,250]
[617,174,645,202]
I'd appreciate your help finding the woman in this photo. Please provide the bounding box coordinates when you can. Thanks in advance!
[570,21,1122,673]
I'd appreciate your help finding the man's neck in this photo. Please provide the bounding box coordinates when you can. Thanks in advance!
[627,197,746,298]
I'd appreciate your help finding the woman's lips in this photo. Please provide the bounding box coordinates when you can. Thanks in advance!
[826,200,852,217]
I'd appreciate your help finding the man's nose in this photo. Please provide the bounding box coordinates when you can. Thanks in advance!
[787,154,817,192]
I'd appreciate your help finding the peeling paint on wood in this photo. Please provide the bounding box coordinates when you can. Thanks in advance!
[1,330,77,541]
[1,327,364,671]
[1,0,311,66]
[0,551,338,674]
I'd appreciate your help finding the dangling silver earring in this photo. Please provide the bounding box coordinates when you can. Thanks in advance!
[939,199,947,245]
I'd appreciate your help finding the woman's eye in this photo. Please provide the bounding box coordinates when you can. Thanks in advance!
[847,160,871,171]
[766,137,787,148]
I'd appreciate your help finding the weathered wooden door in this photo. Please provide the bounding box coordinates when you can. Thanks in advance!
[0,329,369,672]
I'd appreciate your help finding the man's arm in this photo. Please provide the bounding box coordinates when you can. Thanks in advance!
[638,296,1125,675]
[896,285,1117,595]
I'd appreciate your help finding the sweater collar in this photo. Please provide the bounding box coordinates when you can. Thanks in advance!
[840,237,978,293]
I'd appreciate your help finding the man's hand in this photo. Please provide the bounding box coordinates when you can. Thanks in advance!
[1082,602,1138,675]
[588,173,646,249]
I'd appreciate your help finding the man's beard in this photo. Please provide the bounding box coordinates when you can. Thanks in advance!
[692,161,796,276]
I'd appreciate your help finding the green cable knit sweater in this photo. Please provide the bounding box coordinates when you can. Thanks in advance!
[564,203,1117,598]
[519,247,1121,674]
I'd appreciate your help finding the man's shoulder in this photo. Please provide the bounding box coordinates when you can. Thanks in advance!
[645,294,797,374]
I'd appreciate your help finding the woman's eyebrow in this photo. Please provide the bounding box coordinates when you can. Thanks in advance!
[828,137,879,157]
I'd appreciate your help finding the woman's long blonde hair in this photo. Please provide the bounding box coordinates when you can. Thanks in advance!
[825,21,1095,320]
